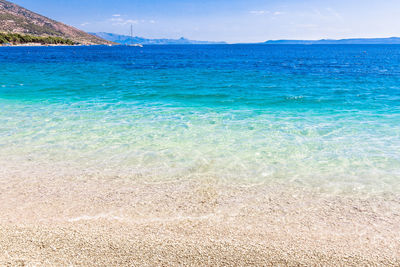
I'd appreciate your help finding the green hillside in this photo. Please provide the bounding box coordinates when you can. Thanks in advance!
[0,32,75,45]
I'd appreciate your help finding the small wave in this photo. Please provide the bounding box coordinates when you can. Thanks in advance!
[67,213,124,222]
[285,96,304,100]
[67,213,216,224]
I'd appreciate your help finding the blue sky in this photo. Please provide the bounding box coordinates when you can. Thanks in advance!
[11,0,400,43]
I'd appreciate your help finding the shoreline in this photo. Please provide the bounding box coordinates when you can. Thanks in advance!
[0,44,113,47]
[1,171,399,266]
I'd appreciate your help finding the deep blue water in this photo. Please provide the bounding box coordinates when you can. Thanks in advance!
[0,45,399,194]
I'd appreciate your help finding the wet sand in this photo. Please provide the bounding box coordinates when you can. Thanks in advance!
[0,168,399,266]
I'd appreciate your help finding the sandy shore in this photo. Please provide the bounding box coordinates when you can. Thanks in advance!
[0,167,399,266]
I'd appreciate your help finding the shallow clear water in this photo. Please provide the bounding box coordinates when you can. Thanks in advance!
[1,45,400,194]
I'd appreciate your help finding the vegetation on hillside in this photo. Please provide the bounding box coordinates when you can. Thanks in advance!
[0,32,75,45]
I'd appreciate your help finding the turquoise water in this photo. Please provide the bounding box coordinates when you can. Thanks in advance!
[1,45,400,194]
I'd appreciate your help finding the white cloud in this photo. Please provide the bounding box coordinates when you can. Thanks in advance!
[112,14,121,17]
[80,22,90,26]
[109,17,138,26]
[296,24,318,29]
[125,19,139,24]
[107,16,157,26]
[311,8,342,21]
[249,10,285,16]
[326,8,342,20]
[250,10,268,15]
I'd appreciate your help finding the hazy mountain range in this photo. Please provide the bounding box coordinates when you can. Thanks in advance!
[92,32,226,45]
[0,0,111,45]
[265,37,400,44]
[93,33,400,45]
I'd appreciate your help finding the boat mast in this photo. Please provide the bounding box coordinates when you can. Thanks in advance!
[130,24,133,45]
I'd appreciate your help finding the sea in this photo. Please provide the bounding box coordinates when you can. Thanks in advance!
[0,45,399,195]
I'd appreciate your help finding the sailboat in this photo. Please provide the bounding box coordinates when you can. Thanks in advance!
[128,24,143,47]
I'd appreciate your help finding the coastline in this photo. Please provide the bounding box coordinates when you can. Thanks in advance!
[0,43,111,47]
[1,170,399,266]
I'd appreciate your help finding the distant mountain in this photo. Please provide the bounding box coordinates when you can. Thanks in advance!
[265,37,400,45]
[0,0,112,45]
[92,32,226,45]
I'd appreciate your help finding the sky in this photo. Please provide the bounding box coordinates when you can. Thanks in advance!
[10,0,400,43]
